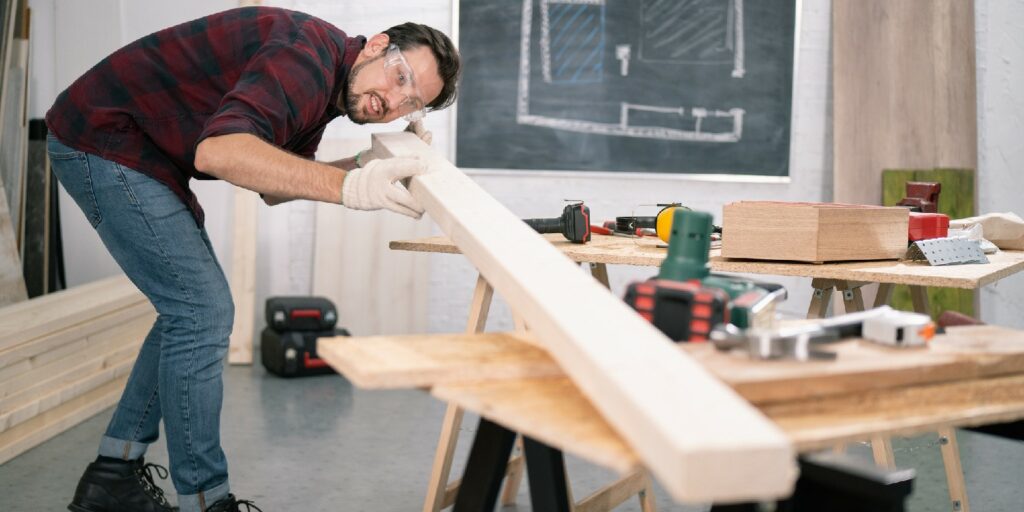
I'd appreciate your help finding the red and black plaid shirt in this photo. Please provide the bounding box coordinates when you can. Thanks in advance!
[46,6,364,226]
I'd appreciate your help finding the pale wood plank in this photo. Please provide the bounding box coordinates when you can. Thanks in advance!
[574,470,648,512]
[228,188,258,364]
[833,0,976,206]
[391,234,1024,290]
[0,275,143,352]
[0,375,127,464]
[938,428,970,512]
[0,301,153,370]
[375,132,795,503]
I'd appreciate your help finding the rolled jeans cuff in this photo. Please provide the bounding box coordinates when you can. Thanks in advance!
[178,479,230,512]
[98,435,149,461]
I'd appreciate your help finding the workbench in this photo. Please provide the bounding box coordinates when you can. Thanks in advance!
[383,232,1024,510]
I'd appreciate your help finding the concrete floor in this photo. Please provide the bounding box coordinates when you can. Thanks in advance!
[1,365,1023,511]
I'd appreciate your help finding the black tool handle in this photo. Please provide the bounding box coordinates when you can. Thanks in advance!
[523,217,562,234]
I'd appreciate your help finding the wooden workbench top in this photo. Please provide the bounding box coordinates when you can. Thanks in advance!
[391,234,1024,289]
[318,325,1024,474]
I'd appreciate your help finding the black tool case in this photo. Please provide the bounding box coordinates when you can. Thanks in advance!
[265,296,338,332]
[260,327,350,378]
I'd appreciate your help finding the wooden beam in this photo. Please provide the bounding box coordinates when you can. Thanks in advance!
[227,188,257,364]
[372,132,795,503]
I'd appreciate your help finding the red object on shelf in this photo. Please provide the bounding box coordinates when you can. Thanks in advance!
[908,212,950,241]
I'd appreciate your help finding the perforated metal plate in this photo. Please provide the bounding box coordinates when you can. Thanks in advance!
[906,238,989,266]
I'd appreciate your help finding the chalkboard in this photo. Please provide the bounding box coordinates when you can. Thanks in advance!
[456,0,796,176]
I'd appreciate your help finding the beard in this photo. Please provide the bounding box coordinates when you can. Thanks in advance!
[344,56,381,125]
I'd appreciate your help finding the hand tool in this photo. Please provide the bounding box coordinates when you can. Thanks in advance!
[711,306,935,361]
[523,202,591,244]
[896,181,941,213]
[624,209,785,342]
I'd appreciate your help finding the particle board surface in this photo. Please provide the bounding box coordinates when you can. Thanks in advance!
[721,202,909,263]
[391,234,1024,290]
[374,132,796,503]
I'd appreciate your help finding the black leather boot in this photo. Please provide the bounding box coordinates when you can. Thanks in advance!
[68,456,177,512]
[206,494,263,511]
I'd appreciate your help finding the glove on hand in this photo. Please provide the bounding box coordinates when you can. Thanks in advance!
[341,157,427,219]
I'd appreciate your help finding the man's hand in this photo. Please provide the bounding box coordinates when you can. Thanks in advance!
[341,157,427,219]
[405,119,433,145]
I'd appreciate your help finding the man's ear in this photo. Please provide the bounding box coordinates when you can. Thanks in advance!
[363,33,391,58]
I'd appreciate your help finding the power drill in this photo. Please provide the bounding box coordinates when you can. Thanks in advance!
[624,209,784,342]
[523,202,591,244]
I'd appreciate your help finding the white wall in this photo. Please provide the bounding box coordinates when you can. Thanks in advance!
[975,0,1024,328]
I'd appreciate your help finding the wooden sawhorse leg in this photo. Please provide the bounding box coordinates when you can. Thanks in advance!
[423,275,495,512]
[815,280,969,512]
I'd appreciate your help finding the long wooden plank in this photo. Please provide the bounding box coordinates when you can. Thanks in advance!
[391,234,1024,290]
[0,274,143,351]
[0,300,153,370]
[227,188,257,365]
[0,375,127,465]
[373,132,795,503]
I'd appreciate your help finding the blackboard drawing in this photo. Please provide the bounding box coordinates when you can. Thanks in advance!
[640,0,745,79]
[518,0,746,143]
[539,0,606,84]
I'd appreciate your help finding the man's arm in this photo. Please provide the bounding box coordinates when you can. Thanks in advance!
[195,133,346,204]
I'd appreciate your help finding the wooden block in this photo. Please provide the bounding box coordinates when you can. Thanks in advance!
[0,275,144,352]
[316,332,561,389]
[722,201,910,263]
[373,132,796,503]
[0,375,127,465]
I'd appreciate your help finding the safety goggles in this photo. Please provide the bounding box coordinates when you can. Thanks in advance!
[382,44,427,122]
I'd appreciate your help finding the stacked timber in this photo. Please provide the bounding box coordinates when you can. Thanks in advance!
[722,201,910,263]
[0,275,154,464]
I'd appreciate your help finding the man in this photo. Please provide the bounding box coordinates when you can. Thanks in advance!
[46,6,460,512]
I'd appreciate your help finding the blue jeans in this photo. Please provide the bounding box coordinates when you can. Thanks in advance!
[48,135,232,512]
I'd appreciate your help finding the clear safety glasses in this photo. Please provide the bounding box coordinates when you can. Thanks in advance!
[382,44,427,122]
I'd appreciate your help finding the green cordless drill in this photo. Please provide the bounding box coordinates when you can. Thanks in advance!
[624,209,785,342]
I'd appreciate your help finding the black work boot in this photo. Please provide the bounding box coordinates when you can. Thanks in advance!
[206,494,263,511]
[68,456,177,512]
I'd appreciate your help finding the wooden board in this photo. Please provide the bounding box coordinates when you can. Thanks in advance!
[0,274,144,352]
[0,173,26,306]
[391,234,1024,290]
[317,332,562,389]
[833,0,977,206]
[882,169,976,318]
[0,300,153,370]
[227,188,257,365]
[432,372,1024,472]
[320,325,1024,406]
[721,201,909,263]
[0,375,127,465]
[372,132,796,503]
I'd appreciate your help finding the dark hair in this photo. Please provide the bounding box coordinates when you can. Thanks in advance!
[384,22,461,111]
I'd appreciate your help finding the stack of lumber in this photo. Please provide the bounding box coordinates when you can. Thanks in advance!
[722,201,909,263]
[0,275,154,464]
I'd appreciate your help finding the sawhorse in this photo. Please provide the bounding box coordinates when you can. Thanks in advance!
[424,264,656,512]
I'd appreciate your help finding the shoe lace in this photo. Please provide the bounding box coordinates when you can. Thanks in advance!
[136,462,173,507]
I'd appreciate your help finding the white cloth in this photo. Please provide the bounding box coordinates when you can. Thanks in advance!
[950,212,1024,250]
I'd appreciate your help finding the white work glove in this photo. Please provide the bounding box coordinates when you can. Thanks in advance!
[341,157,427,219]
[405,119,433,145]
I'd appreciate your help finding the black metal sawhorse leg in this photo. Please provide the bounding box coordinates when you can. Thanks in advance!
[709,452,915,512]
[453,417,572,512]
